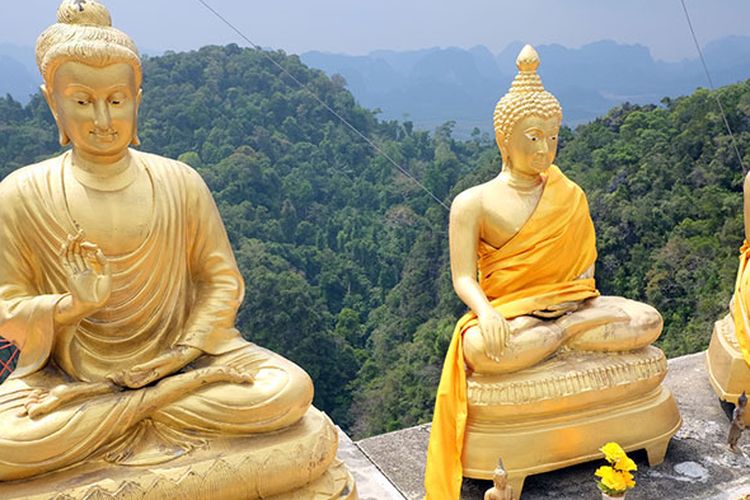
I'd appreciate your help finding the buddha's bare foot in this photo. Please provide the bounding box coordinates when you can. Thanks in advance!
[110,347,200,389]
[20,382,116,418]
[22,388,62,418]
[562,296,662,351]
[139,367,254,417]
[192,366,254,386]
[17,389,45,418]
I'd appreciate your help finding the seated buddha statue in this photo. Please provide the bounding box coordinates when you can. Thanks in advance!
[0,2,353,498]
[706,173,750,426]
[424,45,680,499]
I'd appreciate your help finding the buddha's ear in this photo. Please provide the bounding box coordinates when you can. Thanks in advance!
[130,88,143,147]
[496,135,510,170]
[41,84,70,147]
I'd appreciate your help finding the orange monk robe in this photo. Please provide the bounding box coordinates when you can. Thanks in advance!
[424,165,599,499]
[731,241,750,365]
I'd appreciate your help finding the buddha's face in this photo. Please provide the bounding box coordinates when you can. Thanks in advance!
[504,115,560,176]
[44,61,141,162]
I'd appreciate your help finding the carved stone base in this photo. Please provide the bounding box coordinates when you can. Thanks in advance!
[0,407,357,500]
[706,314,750,425]
[272,459,357,500]
[463,348,681,500]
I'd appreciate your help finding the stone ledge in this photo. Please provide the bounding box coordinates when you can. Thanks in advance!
[353,352,750,499]
[336,428,405,500]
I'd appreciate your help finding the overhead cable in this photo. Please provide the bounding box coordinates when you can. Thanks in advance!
[680,0,747,174]
[195,0,451,211]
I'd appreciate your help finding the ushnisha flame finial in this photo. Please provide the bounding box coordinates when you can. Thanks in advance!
[516,44,540,73]
[57,0,112,26]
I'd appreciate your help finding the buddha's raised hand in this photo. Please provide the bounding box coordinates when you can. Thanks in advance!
[57,229,112,319]
[478,309,511,361]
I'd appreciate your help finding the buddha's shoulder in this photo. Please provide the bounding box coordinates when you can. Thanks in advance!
[133,150,206,186]
[0,155,62,197]
[450,182,489,215]
[549,165,585,195]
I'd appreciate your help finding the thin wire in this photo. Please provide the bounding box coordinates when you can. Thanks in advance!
[195,0,450,211]
[680,0,746,174]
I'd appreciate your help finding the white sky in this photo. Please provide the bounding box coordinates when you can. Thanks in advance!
[2,0,749,61]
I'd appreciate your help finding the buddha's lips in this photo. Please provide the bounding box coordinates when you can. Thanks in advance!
[91,131,118,142]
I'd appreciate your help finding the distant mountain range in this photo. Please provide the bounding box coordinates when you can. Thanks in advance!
[0,44,38,103]
[2,38,749,136]
[301,37,750,135]
[0,43,160,106]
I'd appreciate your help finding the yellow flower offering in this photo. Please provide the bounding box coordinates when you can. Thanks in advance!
[600,442,627,462]
[595,442,637,497]
[615,456,638,472]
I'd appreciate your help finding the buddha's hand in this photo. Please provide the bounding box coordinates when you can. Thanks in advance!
[18,381,116,419]
[478,309,510,361]
[58,229,112,317]
[108,346,201,389]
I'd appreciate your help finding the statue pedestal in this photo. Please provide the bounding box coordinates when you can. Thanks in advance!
[706,314,750,425]
[0,408,356,500]
[462,346,681,499]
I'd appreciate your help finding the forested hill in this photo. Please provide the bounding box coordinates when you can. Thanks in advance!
[1,45,749,438]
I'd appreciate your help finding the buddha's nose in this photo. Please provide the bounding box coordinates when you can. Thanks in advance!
[93,100,112,130]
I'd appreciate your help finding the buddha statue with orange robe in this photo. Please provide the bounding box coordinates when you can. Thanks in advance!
[706,169,750,428]
[0,2,354,498]
[424,45,681,500]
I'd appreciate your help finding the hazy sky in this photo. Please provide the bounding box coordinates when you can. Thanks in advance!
[2,0,750,61]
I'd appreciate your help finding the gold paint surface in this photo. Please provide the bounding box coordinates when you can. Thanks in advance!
[706,315,750,425]
[705,158,750,420]
[426,44,681,500]
[463,386,681,499]
[0,1,355,497]
[0,408,354,500]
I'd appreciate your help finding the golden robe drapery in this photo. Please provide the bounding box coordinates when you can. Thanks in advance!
[731,241,750,366]
[0,150,247,381]
[0,151,311,480]
[424,165,599,499]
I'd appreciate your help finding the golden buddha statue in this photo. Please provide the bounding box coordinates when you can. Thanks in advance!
[706,172,750,428]
[424,45,681,500]
[0,2,355,498]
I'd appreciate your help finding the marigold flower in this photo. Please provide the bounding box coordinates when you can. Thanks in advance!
[595,466,628,492]
[600,442,626,463]
[622,470,636,489]
[595,443,637,495]
[615,455,637,472]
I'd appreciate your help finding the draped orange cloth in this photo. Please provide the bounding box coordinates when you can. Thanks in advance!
[731,241,750,365]
[424,166,599,499]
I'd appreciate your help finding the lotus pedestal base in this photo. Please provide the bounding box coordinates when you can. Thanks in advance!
[0,407,357,500]
[706,314,750,425]
[463,347,681,499]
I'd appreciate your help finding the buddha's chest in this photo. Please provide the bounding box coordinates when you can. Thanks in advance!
[480,184,544,249]
[64,174,154,255]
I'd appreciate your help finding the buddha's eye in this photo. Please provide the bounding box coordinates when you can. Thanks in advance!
[76,99,89,106]
[525,131,543,142]
[109,93,126,106]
